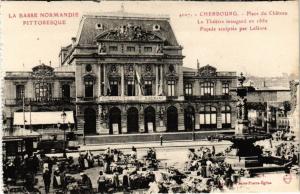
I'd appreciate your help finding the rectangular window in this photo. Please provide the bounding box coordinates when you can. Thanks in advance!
[200,82,214,96]
[200,114,205,124]
[211,113,216,124]
[144,47,152,53]
[35,82,52,100]
[127,80,135,96]
[205,114,210,124]
[109,46,118,52]
[222,114,226,124]
[16,85,25,99]
[184,83,192,96]
[222,83,229,95]
[62,84,70,99]
[110,81,118,96]
[167,80,175,96]
[144,80,152,96]
[85,81,93,98]
[127,46,135,52]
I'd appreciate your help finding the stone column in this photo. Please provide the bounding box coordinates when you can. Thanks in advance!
[76,115,84,135]
[195,112,200,130]
[160,65,164,95]
[103,64,107,96]
[139,111,145,133]
[121,64,124,96]
[178,111,185,131]
[121,111,127,134]
[98,64,101,97]
[156,106,166,132]
[96,114,101,134]
[217,106,222,129]
[155,64,159,95]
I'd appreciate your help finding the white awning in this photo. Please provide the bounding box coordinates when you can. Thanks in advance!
[13,111,74,125]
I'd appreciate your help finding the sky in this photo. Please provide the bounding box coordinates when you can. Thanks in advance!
[1,1,299,77]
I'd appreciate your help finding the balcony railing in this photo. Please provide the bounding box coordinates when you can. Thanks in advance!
[184,95,232,101]
[5,97,75,106]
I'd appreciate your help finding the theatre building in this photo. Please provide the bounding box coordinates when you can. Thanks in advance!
[3,12,237,142]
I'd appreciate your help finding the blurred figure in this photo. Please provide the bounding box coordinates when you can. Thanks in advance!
[43,167,51,193]
[97,171,106,194]
[81,173,93,194]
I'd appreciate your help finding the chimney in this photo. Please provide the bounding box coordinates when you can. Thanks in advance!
[263,80,266,87]
[71,37,76,45]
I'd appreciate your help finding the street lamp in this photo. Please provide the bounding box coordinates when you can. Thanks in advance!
[61,110,67,158]
[83,120,86,145]
[68,122,71,132]
[191,115,195,141]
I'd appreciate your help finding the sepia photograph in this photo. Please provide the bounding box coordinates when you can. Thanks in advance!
[1,1,299,193]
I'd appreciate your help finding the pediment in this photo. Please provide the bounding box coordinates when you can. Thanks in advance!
[96,25,163,42]
[32,64,54,78]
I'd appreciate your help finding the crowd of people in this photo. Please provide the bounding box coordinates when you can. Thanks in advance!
[3,153,42,192]
[3,127,300,194]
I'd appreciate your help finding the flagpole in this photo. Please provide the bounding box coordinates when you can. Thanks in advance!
[23,95,25,129]
[29,104,32,133]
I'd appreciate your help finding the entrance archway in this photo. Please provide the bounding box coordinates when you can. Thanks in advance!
[109,107,121,134]
[167,106,178,132]
[127,107,139,133]
[184,106,195,131]
[84,108,96,134]
[144,106,156,133]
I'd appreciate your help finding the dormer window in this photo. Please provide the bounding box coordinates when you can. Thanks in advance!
[153,24,160,31]
[168,64,175,73]
[95,23,103,30]
[109,46,118,52]
[127,46,135,52]
[86,64,92,72]
[144,47,152,53]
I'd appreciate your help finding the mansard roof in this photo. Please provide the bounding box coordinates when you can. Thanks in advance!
[75,12,179,46]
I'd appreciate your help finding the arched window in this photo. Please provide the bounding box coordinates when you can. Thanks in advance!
[199,105,217,129]
[221,106,231,128]
[35,82,52,100]
[200,82,214,96]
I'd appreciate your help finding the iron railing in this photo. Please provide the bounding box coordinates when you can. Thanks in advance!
[5,97,75,106]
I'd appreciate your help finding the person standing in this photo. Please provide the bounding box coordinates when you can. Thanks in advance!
[81,173,93,194]
[43,167,51,193]
[122,170,130,192]
[97,171,106,194]
[112,171,120,192]
[212,146,216,156]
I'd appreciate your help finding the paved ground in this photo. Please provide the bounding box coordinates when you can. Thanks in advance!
[38,141,231,193]
[35,140,299,193]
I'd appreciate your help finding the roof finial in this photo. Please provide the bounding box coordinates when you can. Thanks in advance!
[49,61,52,67]
[197,59,200,70]
[121,3,125,13]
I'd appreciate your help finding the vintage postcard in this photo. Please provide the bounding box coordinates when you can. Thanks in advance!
[1,1,299,193]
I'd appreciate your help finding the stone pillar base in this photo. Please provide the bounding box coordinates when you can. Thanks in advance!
[76,129,84,135]
[178,125,185,131]
[235,120,249,134]
[122,127,127,134]
[99,124,109,134]
[225,155,262,169]
[157,126,166,132]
